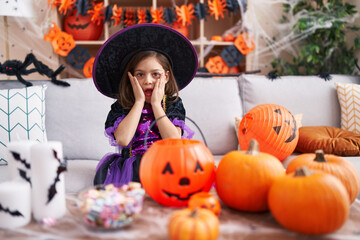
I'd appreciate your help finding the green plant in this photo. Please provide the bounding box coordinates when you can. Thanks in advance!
[271,0,360,76]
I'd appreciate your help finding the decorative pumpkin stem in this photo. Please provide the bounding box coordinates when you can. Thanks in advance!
[294,166,312,177]
[314,149,327,162]
[246,139,260,155]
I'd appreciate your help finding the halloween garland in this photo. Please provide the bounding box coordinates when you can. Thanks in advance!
[46,0,249,77]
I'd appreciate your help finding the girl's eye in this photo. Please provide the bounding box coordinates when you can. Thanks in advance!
[135,73,144,78]
[153,72,161,78]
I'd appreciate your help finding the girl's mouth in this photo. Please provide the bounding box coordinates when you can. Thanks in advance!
[144,88,153,97]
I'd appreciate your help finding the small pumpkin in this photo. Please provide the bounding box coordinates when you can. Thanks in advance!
[286,149,360,203]
[269,166,350,235]
[188,192,221,216]
[215,139,285,212]
[168,208,219,240]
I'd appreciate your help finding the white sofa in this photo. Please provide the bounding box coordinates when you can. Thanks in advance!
[0,74,359,199]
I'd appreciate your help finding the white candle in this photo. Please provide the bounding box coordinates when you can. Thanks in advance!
[6,141,34,184]
[31,141,66,221]
[0,181,31,229]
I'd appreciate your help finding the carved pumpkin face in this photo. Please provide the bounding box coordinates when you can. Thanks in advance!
[238,104,299,161]
[140,139,216,207]
[64,10,103,41]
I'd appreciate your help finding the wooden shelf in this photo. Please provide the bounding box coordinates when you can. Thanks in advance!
[57,0,243,77]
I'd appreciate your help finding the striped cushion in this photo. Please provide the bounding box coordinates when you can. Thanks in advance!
[0,85,47,164]
[335,82,360,134]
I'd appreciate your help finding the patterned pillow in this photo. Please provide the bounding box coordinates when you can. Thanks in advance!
[335,82,360,134]
[0,85,47,164]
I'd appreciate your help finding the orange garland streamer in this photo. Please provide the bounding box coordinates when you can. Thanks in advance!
[124,8,136,27]
[48,0,61,8]
[88,2,105,25]
[208,0,227,21]
[58,0,76,15]
[151,7,164,24]
[137,9,147,24]
[111,4,122,26]
[175,4,195,26]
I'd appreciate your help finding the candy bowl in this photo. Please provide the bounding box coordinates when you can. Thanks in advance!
[77,182,146,230]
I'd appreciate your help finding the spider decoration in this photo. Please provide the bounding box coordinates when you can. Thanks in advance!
[0,53,70,87]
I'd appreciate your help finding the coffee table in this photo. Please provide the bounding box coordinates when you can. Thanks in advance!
[1,192,360,240]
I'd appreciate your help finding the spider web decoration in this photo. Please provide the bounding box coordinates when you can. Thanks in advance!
[74,0,88,16]
[164,8,176,25]
[104,5,113,23]
[194,3,208,22]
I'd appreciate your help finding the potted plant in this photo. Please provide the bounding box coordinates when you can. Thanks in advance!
[270,0,360,76]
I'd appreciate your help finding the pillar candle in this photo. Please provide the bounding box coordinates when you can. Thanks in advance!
[6,141,34,184]
[0,181,31,229]
[31,141,66,221]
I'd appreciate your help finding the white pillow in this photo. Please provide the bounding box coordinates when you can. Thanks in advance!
[0,85,47,164]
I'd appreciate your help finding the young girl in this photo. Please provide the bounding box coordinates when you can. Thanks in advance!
[92,24,198,186]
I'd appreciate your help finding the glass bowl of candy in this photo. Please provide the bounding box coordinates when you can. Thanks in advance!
[78,182,146,230]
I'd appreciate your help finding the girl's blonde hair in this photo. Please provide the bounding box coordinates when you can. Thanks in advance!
[117,51,179,109]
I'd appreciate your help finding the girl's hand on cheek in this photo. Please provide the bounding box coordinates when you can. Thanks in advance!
[151,74,166,106]
[128,72,145,104]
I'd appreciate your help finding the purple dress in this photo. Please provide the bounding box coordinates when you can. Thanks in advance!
[93,97,194,186]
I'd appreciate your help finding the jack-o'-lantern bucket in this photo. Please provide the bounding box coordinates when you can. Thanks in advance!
[139,116,215,207]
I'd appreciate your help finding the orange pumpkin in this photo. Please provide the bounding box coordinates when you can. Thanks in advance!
[238,104,299,161]
[64,10,103,41]
[286,150,360,203]
[215,139,285,212]
[169,208,219,240]
[140,139,216,207]
[188,192,221,216]
[269,166,350,235]
[83,57,95,78]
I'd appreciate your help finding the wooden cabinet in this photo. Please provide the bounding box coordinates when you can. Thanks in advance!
[58,0,243,77]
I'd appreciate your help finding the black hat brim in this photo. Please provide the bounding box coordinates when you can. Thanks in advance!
[93,23,198,98]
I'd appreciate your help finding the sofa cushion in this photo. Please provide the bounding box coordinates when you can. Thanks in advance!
[181,77,243,155]
[296,126,360,156]
[239,74,360,127]
[335,82,360,134]
[44,78,116,160]
[0,85,47,164]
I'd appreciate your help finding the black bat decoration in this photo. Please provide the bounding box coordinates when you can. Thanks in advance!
[0,203,24,217]
[46,150,67,204]
[10,151,30,169]
[18,169,32,187]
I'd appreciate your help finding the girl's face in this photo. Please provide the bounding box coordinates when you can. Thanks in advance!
[133,56,169,103]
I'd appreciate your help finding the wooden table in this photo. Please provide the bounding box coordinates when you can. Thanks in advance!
[1,193,360,240]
